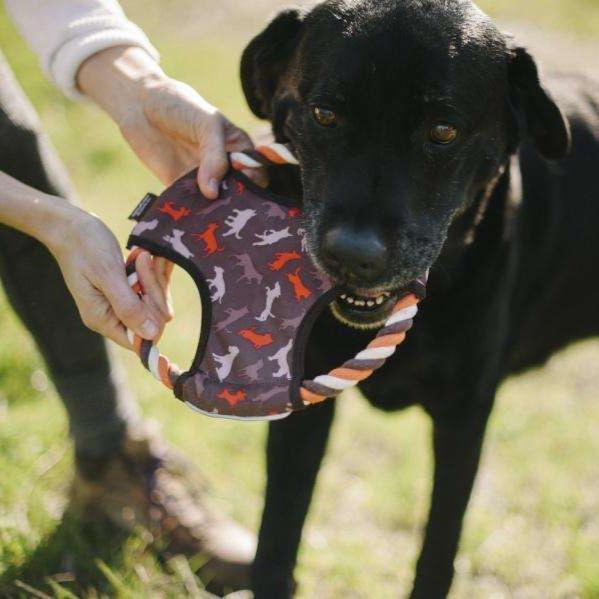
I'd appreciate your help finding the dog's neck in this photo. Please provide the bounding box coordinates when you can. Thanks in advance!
[433,157,520,292]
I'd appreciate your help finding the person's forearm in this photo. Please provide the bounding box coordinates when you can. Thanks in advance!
[0,172,166,345]
[5,0,159,100]
[77,46,165,125]
[0,172,76,250]
[75,45,239,195]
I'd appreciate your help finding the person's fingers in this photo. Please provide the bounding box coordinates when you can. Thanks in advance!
[197,117,228,200]
[225,124,254,153]
[74,283,134,349]
[140,295,168,342]
[99,268,160,340]
[131,255,169,340]
[154,256,174,286]
[242,167,270,188]
[153,257,175,319]
[225,123,269,188]
[136,252,172,320]
[165,259,174,280]
[103,321,133,349]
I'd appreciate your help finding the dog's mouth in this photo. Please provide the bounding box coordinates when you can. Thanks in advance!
[330,288,398,330]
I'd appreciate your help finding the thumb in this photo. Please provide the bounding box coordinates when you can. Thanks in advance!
[101,271,160,340]
[197,117,229,200]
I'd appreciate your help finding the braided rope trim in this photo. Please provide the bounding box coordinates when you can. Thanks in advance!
[230,143,299,171]
[125,247,182,391]
[300,293,420,406]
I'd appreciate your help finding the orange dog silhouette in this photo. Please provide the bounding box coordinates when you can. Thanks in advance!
[239,328,274,349]
[158,201,191,222]
[192,223,224,255]
[286,268,312,301]
[217,388,247,406]
[268,251,301,272]
[235,180,246,195]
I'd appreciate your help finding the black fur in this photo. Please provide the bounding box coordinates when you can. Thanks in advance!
[241,1,599,596]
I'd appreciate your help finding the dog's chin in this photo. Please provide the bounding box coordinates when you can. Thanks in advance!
[330,289,398,330]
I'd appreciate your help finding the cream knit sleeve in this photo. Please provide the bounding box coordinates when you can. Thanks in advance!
[5,0,159,99]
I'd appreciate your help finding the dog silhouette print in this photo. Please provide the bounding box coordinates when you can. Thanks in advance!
[268,251,301,272]
[268,339,292,379]
[133,219,159,236]
[253,227,292,246]
[213,346,240,382]
[234,253,263,285]
[192,223,224,255]
[214,307,250,332]
[256,282,281,322]
[223,208,257,239]
[158,201,191,221]
[286,268,312,301]
[126,147,425,420]
[207,266,226,304]
[163,229,194,259]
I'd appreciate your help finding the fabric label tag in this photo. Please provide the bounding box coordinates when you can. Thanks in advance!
[129,193,157,221]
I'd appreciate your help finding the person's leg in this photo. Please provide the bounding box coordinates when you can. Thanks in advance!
[0,52,139,457]
[0,53,255,591]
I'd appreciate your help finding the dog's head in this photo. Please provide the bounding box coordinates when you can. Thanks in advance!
[241,0,570,329]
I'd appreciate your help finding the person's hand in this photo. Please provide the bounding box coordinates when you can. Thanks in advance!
[48,207,173,348]
[78,46,267,198]
[0,172,174,348]
[125,76,268,197]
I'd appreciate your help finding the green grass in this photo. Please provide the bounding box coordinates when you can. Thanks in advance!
[1,1,599,597]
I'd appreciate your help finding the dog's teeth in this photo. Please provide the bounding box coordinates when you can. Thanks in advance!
[340,292,393,309]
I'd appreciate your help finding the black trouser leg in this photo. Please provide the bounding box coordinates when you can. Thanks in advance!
[252,400,336,598]
[410,411,491,599]
[0,53,139,457]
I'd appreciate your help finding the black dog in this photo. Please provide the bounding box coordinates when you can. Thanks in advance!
[241,0,599,596]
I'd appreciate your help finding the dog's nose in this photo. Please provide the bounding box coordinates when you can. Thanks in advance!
[322,225,388,282]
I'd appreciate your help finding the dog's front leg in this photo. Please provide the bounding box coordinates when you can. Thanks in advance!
[252,400,336,598]
[410,408,492,599]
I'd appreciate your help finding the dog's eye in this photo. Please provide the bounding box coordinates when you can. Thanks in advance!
[430,123,458,145]
[313,106,338,128]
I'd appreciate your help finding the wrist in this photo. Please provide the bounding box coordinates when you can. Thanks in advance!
[34,198,84,253]
[0,172,79,249]
[77,46,167,125]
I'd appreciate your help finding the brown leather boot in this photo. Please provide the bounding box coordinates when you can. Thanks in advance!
[70,422,255,593]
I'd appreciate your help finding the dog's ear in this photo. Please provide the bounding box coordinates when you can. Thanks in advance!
[241,9,304,119]
[507,46,571,160]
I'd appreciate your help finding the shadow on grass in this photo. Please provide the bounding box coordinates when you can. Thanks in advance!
[0,510,134,597]
[0,508,232,597]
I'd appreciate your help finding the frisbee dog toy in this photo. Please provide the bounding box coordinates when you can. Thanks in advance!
[126,144,426,421]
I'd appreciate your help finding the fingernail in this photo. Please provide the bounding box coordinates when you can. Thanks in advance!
[208,178,219,197]
[141,319,159,339]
